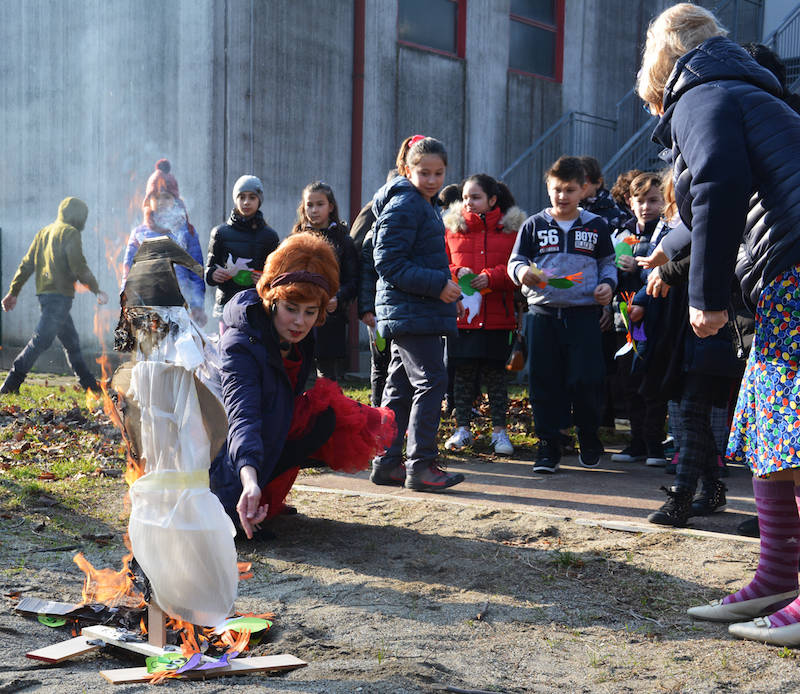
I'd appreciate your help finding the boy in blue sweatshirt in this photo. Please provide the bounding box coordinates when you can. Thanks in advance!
[508,156,616,473]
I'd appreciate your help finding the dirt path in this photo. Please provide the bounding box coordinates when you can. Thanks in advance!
[2,473,800,693]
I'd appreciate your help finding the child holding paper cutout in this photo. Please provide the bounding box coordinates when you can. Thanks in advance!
[442,174,526,455]
[206,175,280,334]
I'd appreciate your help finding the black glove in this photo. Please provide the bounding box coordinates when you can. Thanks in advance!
[275,406,336,471]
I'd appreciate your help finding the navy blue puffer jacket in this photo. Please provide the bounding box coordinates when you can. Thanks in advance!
[651,36,800,312]
[372,176,457,338]
[209,289,314,517]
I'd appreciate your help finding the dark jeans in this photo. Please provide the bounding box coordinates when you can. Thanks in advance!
[374,334,447,475]
[526,306,604,443]
[10,294,95,388]
[368,334,392,407]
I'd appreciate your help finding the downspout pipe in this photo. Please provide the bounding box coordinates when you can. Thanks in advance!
[348,0,366,373]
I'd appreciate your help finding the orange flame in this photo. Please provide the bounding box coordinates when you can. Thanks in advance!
[73,550,144,608]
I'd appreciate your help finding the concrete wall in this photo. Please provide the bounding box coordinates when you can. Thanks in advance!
[0,0,224,367]
[0,0,664,374]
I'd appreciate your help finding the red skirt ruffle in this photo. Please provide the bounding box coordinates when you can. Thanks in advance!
[260,379,396,519]
[287,377,396,473]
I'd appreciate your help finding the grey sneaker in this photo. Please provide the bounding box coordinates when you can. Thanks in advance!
[491,430,514,455]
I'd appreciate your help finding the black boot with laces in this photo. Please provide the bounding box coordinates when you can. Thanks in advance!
[647,485,693,527]
[691,480,727,516]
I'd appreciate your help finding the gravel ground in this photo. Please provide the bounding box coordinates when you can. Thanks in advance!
[3,479,800,693]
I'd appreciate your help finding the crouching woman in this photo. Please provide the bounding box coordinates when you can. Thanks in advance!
[211,232,394,539]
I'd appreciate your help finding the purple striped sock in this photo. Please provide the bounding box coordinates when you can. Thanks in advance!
[723,478,800,606]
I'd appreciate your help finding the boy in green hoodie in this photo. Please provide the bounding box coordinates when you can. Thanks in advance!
[0,197,108,394]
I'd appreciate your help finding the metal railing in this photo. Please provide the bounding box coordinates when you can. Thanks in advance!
[499,112,617,214]
[497,0,770,208]
[765,5,800,83]
[602,119,663,186]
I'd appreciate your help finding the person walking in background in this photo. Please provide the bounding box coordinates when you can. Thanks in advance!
[122,159,207,326]
[370,135,464,491]
[508,155,616,474]
[635,3,800,646]
[292,181,358,380]
[442,174,526,456]
[206,175,279,334]
[0,197,108,394]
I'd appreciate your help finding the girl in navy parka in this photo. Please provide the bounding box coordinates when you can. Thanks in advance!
[638,3,800,646]
[370,135,464,492]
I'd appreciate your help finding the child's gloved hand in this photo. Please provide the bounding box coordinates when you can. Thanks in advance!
[593,283,612,305]
[629,305,645,322]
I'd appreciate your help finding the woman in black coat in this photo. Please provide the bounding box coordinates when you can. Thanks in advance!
[638,3,800,646]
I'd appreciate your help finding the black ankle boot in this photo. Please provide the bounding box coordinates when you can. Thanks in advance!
[647,485,693,527]
[0,371,24,395]
[691,480,727,516]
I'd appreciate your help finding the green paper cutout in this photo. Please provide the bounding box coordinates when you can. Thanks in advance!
[615,242,634,269]
[458,273,477,296]
[233,269,254,287]
[375,330,387,353]
[619,301,629,329]
[37,615,66,628]
[220,616,273,633]
[547,278,574,289]
[146,653,187,673]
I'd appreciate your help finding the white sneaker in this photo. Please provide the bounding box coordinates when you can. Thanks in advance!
[491,430,514,455]
[445,427,473,450]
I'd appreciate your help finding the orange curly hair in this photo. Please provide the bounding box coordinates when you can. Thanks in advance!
[256,232,340,326]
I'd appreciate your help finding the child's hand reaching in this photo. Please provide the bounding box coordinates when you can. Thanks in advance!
[439,279,461,304]
[646,267,670,297]
[638,243,668,269]
[593,283,612,305]
[628,305,645,322]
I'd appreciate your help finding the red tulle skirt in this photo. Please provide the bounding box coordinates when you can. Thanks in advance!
[260,378,396,518]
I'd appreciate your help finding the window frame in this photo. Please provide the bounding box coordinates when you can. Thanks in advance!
[508,0,565,82]
[396,0,467,60]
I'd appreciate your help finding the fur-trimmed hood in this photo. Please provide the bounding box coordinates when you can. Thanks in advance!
[443,201,527,234]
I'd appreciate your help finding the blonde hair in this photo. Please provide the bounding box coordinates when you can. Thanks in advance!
[637,3,727,110]
[661,169,677,222]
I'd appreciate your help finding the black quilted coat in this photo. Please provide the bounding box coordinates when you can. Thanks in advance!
[651,36,800,312]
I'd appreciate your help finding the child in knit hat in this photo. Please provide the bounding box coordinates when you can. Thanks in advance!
[0,197,109,394]
[121,159,207,326]
[205,175,279,333]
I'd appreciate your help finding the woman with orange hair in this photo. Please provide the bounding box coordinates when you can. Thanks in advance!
[210,232,394,539]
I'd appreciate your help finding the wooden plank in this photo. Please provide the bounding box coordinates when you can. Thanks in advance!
[26,636,102,663]
[100,654,307,684]
[81,625,178,659]
[147,604,166,648]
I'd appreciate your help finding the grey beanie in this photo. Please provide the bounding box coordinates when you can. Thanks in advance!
[232,175,264,204]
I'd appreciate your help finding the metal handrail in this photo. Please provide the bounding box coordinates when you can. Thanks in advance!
[498,110,574,180]
[764,4,800,49]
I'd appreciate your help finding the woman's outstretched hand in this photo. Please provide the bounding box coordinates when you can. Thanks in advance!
[237,466,269,539]
[689,306,729,338]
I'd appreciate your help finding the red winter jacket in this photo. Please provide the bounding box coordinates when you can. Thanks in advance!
[444,202,527,331]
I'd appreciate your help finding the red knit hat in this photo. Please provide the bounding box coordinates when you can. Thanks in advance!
[144,159,180,202]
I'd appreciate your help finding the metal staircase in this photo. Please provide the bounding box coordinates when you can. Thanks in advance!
[499,0,773,213]
[603,0,800,186]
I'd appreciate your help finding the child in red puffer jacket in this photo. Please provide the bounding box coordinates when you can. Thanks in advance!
[443,174,526,455]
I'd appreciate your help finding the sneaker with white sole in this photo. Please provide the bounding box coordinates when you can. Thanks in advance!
[491,430,514,455]
[444,427,473,450]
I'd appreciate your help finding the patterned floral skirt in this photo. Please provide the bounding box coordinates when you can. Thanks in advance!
[728,265,800,477]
